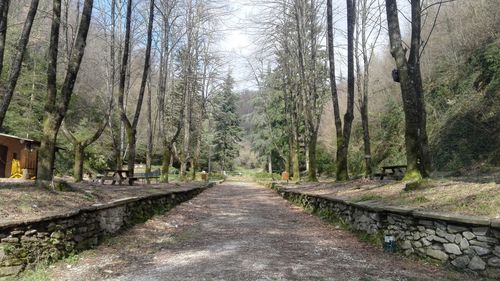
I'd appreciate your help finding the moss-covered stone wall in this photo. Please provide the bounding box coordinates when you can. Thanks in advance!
[0,183,213,279]
[270,183,500,279]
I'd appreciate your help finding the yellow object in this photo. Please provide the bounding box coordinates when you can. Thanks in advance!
[10,159,23,179]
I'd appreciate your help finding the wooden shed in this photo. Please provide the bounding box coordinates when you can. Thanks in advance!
[0,133,39,179]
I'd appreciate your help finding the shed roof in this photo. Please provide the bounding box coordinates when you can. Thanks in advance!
[0,133,40,145]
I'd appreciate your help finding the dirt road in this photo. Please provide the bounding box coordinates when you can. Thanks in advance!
[46,182,469,281]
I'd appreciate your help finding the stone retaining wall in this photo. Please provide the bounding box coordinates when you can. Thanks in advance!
[0,183,214,279]
[271,184,500,279]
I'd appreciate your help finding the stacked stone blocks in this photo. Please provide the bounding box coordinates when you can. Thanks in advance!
[274,184,500,279]
[0,184,212,279]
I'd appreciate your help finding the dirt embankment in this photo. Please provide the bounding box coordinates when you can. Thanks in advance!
[0,181,206,224]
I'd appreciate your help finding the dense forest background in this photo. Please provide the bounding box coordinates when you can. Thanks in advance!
[0,0,498,180]
[239,0,499,178]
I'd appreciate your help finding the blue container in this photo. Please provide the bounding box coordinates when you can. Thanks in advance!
[383,235,396,252]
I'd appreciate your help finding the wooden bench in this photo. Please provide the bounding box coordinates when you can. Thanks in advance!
[134,169,160,183]
[375,165,407,180]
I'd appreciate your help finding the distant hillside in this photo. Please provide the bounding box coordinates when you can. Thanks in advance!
[237,90,257,136]
[428,40,500,171]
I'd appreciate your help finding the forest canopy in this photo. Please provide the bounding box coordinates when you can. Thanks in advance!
[0,0,497,183]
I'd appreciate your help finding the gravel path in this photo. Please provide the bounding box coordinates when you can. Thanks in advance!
[47,182,470,281]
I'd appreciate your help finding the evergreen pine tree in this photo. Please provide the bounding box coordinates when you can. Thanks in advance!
[212,73,242,173]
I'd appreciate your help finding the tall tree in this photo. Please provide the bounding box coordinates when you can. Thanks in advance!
[355,0,383,177]
[0,0,40,127]
[37,0,94,182]
[212,74,241,173]
[327,0,356,181]
[118,0,155,182]
[327,0,342,180]
[157,0,183,183]
[178,0,198,180]
[385,0,432,179]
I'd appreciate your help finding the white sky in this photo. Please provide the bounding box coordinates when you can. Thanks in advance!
[216,0,258,91]
[215,0,352,92]
[214,0,407,92]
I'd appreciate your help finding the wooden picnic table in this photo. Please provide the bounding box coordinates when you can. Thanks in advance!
[99,169,137,185]
[377,165,407,180]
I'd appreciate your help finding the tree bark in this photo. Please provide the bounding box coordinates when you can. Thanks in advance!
[268,154,272,174]
[146,76,153,184]
[385,0,431,179]
[281,26,299,181]
[180,63,192,180]
[308,131,318,181]
[118,0,154,183]
[336,0,356,181]
[160,120,182,183]
[0,0,39,127]
[117,0,132,173]
[327,0,346,181]
[355,0,377,178]
[0,0,10,76]
[191,135,201,180]
[306,0,319,182]
[38,0,94,182]
[160,142,171,183]
[291,110,300,181]
[74,143,84,182]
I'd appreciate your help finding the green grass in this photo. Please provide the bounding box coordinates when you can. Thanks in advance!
[353,194,384,202]
[17,253,82,281]
[17,264,51,281]
[62,254,81,265]
[412,196,430,204]
[226,167,281,182]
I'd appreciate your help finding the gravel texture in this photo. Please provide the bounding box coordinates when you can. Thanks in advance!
[46,182,473,281]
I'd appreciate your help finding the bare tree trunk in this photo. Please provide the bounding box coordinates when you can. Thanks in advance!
[73,143,84,182]
[308,130,318,180]
[146,76,153,184]
[38,0,61,182]
[385,0,431,179]
[118,0,154,183]
[357,0,373,177]
[327,0,344,181]
[161,142,171,183]
[282,28,299,181]
[191,135,201,180]
[268,154,272,174]
[0,0,40,127]
[294,0,311,181]
[180,88,190,179]
[108,0,121,170]
[38,0,94,182]
[291,103,300,181]
[0,0,10,76]
[117,0,132,174]
[306,0,319,182]
[208,141,212,174]
[336,0,356,181]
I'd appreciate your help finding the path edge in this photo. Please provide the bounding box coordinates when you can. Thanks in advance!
[265,182,500,280]
[0,182,218,279]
